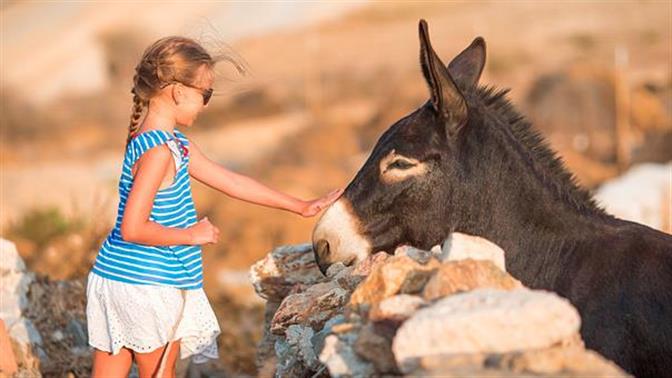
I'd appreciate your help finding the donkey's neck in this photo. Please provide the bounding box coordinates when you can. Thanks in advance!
[451,100,611,286]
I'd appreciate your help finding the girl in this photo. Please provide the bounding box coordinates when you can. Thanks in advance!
[86,36,343,377]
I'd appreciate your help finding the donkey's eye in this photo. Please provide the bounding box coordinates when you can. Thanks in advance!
[388,159,416,170]
[379,150,427,183]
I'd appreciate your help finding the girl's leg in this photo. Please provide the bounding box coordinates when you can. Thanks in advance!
[92,347,133,378]
[135,340,181,378]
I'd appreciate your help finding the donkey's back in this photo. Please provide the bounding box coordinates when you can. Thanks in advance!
[529,219,672,378]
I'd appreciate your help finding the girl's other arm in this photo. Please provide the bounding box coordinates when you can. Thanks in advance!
[189,140,342,217]
[120,145,219,246]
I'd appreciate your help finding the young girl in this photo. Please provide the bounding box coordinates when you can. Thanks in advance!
[86,36,343,377]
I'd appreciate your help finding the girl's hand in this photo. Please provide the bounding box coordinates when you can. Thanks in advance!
[188,216,220,245]
[299,188,344,217]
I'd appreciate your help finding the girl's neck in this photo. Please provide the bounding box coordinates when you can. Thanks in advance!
[139,101,177,134]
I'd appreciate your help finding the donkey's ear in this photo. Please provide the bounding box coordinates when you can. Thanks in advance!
[418,19,467,136]
[447,37,486,90]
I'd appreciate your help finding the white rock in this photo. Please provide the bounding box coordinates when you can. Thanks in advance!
[373,294,427,321]
[0,239,42,375]
[394,245,433,264]
[392,288,581,373]
[1,238,26,272]
[595,162,672,232]
[319,334,375,377]
[249,243,324,301]
[0,273,34,328]
[0,239,34,329]
[6,318,44,376]
[8,318,43,346]
[51,330,65,342]
[439,233,506,271]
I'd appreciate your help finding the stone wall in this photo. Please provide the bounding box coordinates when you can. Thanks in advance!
[0,238,89,377]
[250,234,628,377]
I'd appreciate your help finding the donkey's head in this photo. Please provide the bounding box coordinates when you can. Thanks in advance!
[312,20,487,274]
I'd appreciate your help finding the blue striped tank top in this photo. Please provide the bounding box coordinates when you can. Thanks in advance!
[91,128,203,290]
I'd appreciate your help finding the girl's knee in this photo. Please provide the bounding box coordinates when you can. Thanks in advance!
[135,340,180,378]
[92,347,133,378]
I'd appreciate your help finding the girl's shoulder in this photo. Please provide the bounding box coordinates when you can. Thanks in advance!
[127,129,183,151]
[120,129,178,186]
[125,129,177,164]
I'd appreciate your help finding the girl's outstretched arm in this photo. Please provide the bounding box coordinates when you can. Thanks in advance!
[120,145,219,245]
[189,139,342,217]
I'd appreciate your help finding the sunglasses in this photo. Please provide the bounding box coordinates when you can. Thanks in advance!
[161,81,214,106]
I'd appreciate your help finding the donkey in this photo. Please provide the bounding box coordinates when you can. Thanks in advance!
[312,20,672,377]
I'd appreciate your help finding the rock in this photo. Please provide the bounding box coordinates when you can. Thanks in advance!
[412,353,489,377]
[311,314,347,359]
[249,243,325,301]
[557,332,585,349]
[392,288,581,373]
[351,251,390,277]
[594,162,672,233]
[319,333,375,378]
[8,329,43,375]
[0,239,42,376]
[273,338,297,377]
[0,239,96,376]
[254,242,623,378]
[331,323,360,335]
[394,245,433,264]
[1,274,37,333]
[23,275,89,376]
[369,294,427,323]
[0,239,34,329]
[65,319,87,348]
[287,325,319,369]
[332,266,362,292]
[275,324,321,376]
[413,345,627,377]
[271,281,349,336]
[51,330,64,342]
[325,262,347,278]
[438,232,507,271]
[490,345,628,377]
[421,259,521,301]
[0,238,27,272]
[8,320,43,350]
[353,323,399,374]
[349,255,440,313]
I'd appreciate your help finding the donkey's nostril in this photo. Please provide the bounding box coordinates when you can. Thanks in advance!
[344,256,357,267]
[314,239,331,275]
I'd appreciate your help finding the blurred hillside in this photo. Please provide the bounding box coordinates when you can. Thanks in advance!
[1,1,671,375]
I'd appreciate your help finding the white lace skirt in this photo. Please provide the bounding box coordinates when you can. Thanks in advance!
[86,271,220,363]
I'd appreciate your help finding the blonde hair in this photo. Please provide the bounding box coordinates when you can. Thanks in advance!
[127,36,242,146]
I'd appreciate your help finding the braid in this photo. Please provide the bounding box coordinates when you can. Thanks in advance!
[126,88,147,147]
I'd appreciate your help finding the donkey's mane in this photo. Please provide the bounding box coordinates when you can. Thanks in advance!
[473,85,608,217]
